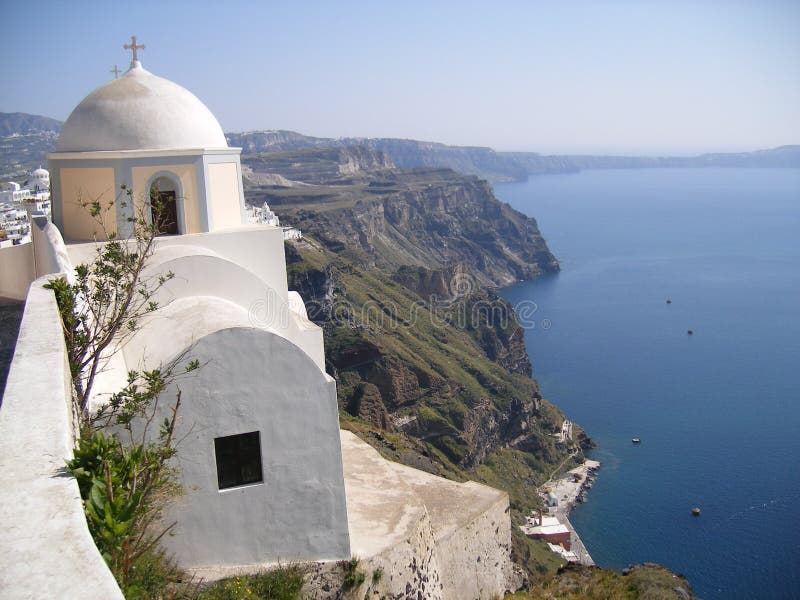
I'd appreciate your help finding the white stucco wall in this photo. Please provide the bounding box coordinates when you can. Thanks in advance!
[65,226,290,303]
[30,215,74,281]
[207,162,243,230]
[148,326,350,568]
[56,166,116,241]
[139,252,324,370]
[0,281,123,599]
[0,216,74,301]
[0,243,34,300]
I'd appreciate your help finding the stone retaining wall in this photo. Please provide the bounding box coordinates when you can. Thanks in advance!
[0,280,123,599]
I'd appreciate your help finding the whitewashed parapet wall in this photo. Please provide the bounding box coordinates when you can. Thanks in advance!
[0,280,124,599]
[322,431,514,600]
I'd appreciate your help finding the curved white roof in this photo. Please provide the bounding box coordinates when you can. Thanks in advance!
[56,61,227,152]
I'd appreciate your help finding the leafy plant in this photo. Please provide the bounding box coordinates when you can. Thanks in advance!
[48,184,199,597]
[67,359,198,596]
[45,184,176,420]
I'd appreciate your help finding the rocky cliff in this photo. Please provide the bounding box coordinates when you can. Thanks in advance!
[517,563,699,599]
[228,129,529,182]
[230,128,800,181]
[284,236,574,477]
[241,146,394,184]
[503,144,800,172]
[255,158,584,581]
[0,112,61,179]
[250,167,558,287]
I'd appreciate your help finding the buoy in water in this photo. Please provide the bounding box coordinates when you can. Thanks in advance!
[692,507,701,516]
[687,329,694,335]
[666,298,672,304]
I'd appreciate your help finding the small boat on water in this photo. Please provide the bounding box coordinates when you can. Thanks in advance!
[666,298,672,304]
[632,438,641,444]
[692,507,701,516]
[687,329,694,335]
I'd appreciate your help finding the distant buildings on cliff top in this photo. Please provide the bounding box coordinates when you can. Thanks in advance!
[0,167,51,247]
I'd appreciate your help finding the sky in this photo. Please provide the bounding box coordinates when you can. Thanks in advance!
[1,0,798,155]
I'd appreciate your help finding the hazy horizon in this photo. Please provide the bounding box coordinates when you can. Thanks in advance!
[1,1,798,155]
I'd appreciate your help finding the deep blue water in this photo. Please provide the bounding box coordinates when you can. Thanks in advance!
[496,169,800,600]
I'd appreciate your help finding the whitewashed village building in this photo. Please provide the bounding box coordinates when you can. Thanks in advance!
[0,169,52,247]
[0,41,513,599]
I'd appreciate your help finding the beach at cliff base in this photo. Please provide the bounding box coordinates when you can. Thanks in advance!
[521,460,600,566]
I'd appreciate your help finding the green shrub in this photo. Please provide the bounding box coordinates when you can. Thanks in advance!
[371,567,383,584]
[198,566,305,600]
[340,557,366,589]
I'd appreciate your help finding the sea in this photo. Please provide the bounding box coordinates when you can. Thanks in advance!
[496,168,800,600]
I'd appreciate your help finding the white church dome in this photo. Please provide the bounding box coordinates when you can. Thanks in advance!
[26,167,50,191]
[56,61,227,152]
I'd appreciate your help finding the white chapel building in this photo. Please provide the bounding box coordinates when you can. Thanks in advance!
[49,58,245,241]
[51,54,351,566]
[0,41,514,599]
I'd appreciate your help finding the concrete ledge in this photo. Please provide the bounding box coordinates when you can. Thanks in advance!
[0,243,34,301]
[340,430,512,600]
[0,279,123,599]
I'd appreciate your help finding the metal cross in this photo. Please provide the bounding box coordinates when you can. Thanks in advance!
[123,35,145,64]
[110,65,121,78]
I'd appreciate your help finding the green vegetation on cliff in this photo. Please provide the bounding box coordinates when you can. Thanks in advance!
[286,234,583,580]
[242,147,696,594]
[509,563,698,600]
[253,159,583,580]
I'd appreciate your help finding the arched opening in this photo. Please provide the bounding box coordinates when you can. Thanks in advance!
[149,176,180,235]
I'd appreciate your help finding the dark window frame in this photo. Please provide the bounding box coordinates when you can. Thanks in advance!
[214,431,264,490]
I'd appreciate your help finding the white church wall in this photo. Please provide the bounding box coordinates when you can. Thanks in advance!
[206,162,244,230]
[132,163,200,234]
[0,243,34,300]
[138,252,325,370]
[49,149,245,239]
[159,226,291,300]
[0,280,124,599]
[65,226,290,302]
[122,226,328,367]
[57,166,116,241]
[30,215,74,281]
[286,309,326,371]
[152,326,351,567]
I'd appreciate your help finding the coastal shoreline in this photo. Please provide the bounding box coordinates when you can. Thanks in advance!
[525,459,600,566]
[552,460,600,565]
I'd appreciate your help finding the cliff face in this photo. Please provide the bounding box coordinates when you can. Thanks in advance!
[230,129,800,182]
[286,239,568,474]
[257,156,570,481]
[241,146,394,185]
[227,129,529,182]
[255,168,558,287]
[518,563,699,599]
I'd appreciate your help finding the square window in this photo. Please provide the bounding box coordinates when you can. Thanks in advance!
[214,431,263,490]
